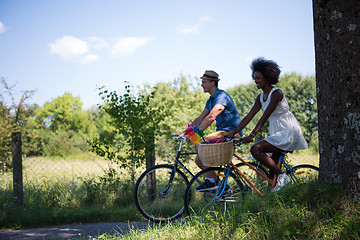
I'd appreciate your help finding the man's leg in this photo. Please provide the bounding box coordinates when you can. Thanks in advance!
[195,131,237,188]
[195,142,216,178]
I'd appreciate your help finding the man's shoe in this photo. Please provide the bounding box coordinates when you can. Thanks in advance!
[195,179,218,191]
[272,173,291,192]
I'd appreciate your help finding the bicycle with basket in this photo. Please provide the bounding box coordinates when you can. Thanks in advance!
[134,131,256,223]
[184,137,319,217]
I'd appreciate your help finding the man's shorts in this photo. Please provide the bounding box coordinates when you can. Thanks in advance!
[203,130,242,141]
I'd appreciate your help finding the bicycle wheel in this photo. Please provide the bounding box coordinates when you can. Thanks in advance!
[234,162,271,194]
[287,164,319,184]
[184,166,244,217]
[134,164,189,223]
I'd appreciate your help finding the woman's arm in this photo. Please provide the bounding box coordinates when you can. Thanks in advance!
[250,89,283,136]
[228,95,262,136]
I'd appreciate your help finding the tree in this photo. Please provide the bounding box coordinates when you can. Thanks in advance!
[36,92,94,134]
[142,74,208,157]
[35,92,96,157]
[91,84,164,184]
[0,78,37,170]
[313,0,360,198]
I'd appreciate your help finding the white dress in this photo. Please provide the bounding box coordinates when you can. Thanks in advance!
[260,87,308,151]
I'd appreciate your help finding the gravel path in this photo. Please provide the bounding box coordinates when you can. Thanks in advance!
[0,221,152,240]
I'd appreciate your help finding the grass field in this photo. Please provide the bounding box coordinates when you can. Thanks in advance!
[1,152,359,240]
[0,151,319,230]
[0,156,144,229]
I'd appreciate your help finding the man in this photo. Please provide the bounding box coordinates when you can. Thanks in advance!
[190,70,242,191]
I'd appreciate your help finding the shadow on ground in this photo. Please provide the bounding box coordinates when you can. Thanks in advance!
[0,221,152,240]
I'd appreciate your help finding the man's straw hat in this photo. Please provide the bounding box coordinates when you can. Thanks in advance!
[200,70,220,81]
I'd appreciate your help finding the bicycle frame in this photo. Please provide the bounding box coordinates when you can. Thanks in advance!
[160,135,197,196]
[216,150,305,198]
[226,153,273,197]
[278,154,299,184]
[171,135,197,176]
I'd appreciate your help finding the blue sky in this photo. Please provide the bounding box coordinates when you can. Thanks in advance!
[0,0,315,110]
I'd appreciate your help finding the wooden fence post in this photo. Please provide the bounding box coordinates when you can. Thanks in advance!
[12,131,23,205]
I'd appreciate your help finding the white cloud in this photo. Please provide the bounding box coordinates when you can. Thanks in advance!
[177,24,202,34]
[49,36,89,60]
[49,35,152,62]
[111,37,154,57]
[87,36,109,50]
[0,22,7,34]
[81,54,99,64]
[177,16,210,35]
[199,16,210,23]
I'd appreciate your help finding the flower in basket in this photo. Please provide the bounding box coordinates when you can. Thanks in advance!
[193,125,205,138]
[184,123,201,143]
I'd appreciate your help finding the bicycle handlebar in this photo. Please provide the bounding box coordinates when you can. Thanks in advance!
[225,137,243,146]
[171,134,244,144]
[172,133,187,141]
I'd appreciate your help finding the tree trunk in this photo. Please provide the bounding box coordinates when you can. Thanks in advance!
[145,132,156,170]
[313,0,360,199]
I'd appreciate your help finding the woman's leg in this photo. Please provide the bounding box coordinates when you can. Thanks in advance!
[250,140,282,176]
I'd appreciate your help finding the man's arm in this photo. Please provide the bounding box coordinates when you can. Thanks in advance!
[198,104,225,130]
[192,108,210,127]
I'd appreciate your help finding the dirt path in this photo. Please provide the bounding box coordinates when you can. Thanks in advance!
[0,221,152,240]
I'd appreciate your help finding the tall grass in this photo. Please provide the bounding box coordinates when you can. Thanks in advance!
[103,183,359,240]
[2,151,355,240]
[0,156,145,229]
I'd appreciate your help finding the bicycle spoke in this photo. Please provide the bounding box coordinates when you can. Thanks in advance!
[289,165,319,184]
[135,165,188,222]
[234,162,271,194]
[184,167,244,218]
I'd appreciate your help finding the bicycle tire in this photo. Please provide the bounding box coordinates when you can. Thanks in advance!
[134,164,189,223]
[287,164,319,184]
[234,162,271,193]
[184,166,244,217]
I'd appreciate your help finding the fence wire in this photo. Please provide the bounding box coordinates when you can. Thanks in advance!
[1,155,112,207]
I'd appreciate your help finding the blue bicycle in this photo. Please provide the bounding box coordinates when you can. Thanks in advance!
[184,138,319,217]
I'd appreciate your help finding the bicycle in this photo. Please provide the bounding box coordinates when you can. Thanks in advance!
[134,134,255,222]
[184,138,319,217]
[134,134,197,223]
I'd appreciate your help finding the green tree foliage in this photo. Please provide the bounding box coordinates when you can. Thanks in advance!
[89,105,115,144]
[35,92,96,158]
[36,92,95,134]
[1,72,317,168]
[277,73,318,151]
[0,78,38,171]
[0,100,12,171]
[144,74,208,134]
[141,74,209,158]
[90,84,165,183]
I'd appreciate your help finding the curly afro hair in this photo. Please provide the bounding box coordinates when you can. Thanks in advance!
[250,57,281,85]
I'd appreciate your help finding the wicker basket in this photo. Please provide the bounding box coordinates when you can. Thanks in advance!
[198,141,234,167]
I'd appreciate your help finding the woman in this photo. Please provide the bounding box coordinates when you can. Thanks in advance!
[226,57,308,192]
